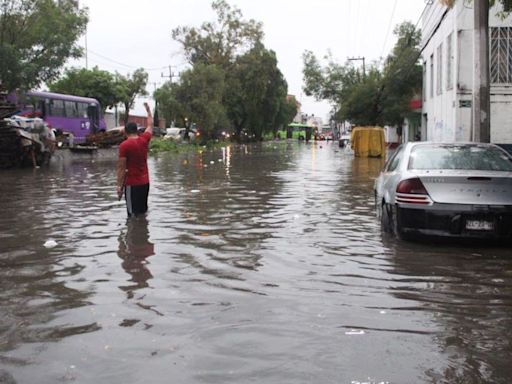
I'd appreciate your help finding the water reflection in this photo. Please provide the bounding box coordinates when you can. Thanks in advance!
[386,237,512,382]
[117,217,154,296]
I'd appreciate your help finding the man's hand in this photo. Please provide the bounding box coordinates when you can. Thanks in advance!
[143,102,152,116]
[117,186,124,201]
[143,102,153,134]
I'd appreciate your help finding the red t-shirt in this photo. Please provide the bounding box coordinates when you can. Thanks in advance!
[119,131,152,186]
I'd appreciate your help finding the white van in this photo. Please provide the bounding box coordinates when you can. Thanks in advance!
[165,127,196,141]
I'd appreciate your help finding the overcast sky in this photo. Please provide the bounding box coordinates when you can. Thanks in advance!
[71,0,427,121]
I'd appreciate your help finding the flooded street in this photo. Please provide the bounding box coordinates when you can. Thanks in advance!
[1,141,512,384]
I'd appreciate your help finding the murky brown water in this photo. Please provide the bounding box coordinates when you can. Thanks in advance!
[1,141,511,384]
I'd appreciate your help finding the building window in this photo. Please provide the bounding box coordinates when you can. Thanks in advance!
[436,43,443,95]
[422,61,427,101]
[430,54,434,98]
[446,33,453,90]
[491,27,512,84]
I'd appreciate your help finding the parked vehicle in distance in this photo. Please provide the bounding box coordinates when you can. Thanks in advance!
[339,133,351,148]
[374,142,512,240]
[164,127,196,141]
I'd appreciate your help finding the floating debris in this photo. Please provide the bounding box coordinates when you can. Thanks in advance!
[345,329,365,335]
[43,240,58,248]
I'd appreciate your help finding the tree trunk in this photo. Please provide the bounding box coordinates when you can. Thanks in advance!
[123,103,130,126]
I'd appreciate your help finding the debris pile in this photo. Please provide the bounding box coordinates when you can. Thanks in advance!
[0,115,55,168]
[85,129,125,147]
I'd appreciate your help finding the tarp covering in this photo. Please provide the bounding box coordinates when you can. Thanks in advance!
[351,127,386,158]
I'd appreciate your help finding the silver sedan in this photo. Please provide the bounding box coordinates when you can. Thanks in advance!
[374,142,512,239]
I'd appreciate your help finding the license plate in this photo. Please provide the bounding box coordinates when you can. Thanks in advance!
[465,220,494,231]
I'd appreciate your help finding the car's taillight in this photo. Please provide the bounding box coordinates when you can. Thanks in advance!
[396,178,432,205]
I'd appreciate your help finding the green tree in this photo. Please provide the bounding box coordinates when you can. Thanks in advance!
[303,22,422,127]
[380,22,422,126]
[49,66,118,111]
[171,0,291,142]
[256,49,290,139]
[338,67,383,126]
[303,51,363,110]
[115,68,148,125]
[171,0,263,67]
[153,81,182,126]
[0,0,88,93]
[274,96,298,137]
[225,44,290,140]
[173,64,227,140]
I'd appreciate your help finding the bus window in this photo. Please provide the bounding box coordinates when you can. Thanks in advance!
[38,99,47,118]
[87,104,100,133]
[50,99,65,117]
[65,101,78,117]
[77,102,88,118]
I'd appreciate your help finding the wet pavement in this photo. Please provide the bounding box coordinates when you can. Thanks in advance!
[0,141,511,384]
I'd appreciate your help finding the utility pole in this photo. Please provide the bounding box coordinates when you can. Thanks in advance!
[348,56,366,77]
[85,30,88,69]
[473,0,490,143]
[161,66,177,83]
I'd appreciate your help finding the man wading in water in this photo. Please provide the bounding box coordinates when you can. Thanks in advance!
[117,102,153,216]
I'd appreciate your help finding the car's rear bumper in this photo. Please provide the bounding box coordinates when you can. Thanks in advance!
[396,204,512,239]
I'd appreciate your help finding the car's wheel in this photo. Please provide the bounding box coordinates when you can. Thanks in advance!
[390,205,409,240]
[381,202,393,233]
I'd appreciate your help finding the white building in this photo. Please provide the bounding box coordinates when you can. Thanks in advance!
[421,1,512,145]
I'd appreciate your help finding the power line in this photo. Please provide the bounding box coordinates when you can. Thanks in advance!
[380,0,399,59]
[87,49,169,71]
[415,1,430,29]
[376,0,429,67]
[354,0,361,54]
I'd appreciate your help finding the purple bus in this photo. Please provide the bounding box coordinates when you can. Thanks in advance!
[17,91,107,143]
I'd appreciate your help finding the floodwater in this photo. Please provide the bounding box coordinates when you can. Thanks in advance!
[1,141,511,384]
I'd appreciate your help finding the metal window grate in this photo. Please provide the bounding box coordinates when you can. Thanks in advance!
[491,27,512,84]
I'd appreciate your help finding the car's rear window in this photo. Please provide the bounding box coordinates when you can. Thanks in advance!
[408,145,512,171]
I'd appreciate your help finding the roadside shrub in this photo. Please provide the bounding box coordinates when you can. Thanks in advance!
[149,138,179,153]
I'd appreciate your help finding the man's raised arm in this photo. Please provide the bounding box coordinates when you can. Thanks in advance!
[144,102,153,135]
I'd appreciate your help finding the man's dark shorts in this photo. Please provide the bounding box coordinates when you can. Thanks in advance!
[125,184,149,216]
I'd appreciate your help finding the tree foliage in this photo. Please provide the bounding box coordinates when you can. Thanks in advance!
[115,68,148,125]
[303,21,422,127]
[338,68,383,126]
[49,66,118,111]
[380,22,422,126]
[153,82,182,126]
[171,0,263,67]
[157,0,293,141]
[174,64,227,140]
[0,0,88,93]
[225,43,290,140]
